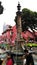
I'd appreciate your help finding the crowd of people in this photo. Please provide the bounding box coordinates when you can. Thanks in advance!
[0,47,34,65]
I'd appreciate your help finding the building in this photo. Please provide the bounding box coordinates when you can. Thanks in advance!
[2,24,15,46]
[1,25,37,45]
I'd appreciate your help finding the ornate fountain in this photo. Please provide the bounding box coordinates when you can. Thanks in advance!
[12,2,25,65]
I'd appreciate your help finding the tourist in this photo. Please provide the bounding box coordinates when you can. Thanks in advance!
[23,55,26,65]
[24,49,34,65]
[0,58,3,65]
[6,52,13,65]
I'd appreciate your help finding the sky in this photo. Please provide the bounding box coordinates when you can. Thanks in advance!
[0,0,37,35]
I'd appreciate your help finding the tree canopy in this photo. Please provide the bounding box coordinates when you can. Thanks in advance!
[22,8,37,32]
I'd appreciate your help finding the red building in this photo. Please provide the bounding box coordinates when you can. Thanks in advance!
[2,25,17,46]
[1,25,37,44]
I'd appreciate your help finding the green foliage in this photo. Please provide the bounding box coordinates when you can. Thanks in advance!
[22,8,37,32]
[25,43,37,47]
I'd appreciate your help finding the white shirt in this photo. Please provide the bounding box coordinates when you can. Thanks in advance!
[23,59,26,65]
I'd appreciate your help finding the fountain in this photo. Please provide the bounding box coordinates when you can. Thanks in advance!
[12,2,25,65]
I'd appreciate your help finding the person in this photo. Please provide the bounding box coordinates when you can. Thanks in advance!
[1,58,6,65]
[6,52,13,65]
[22,55,26,65]
[0,58,3,65]
[24,49,34,65]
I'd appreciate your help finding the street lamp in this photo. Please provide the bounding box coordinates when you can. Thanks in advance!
[0,1,4,14]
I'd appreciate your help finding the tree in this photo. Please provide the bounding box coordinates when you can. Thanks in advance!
[22,8,36,31]
[21,8,37,41]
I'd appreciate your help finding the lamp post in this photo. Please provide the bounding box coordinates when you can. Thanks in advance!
[0,1,4,14]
